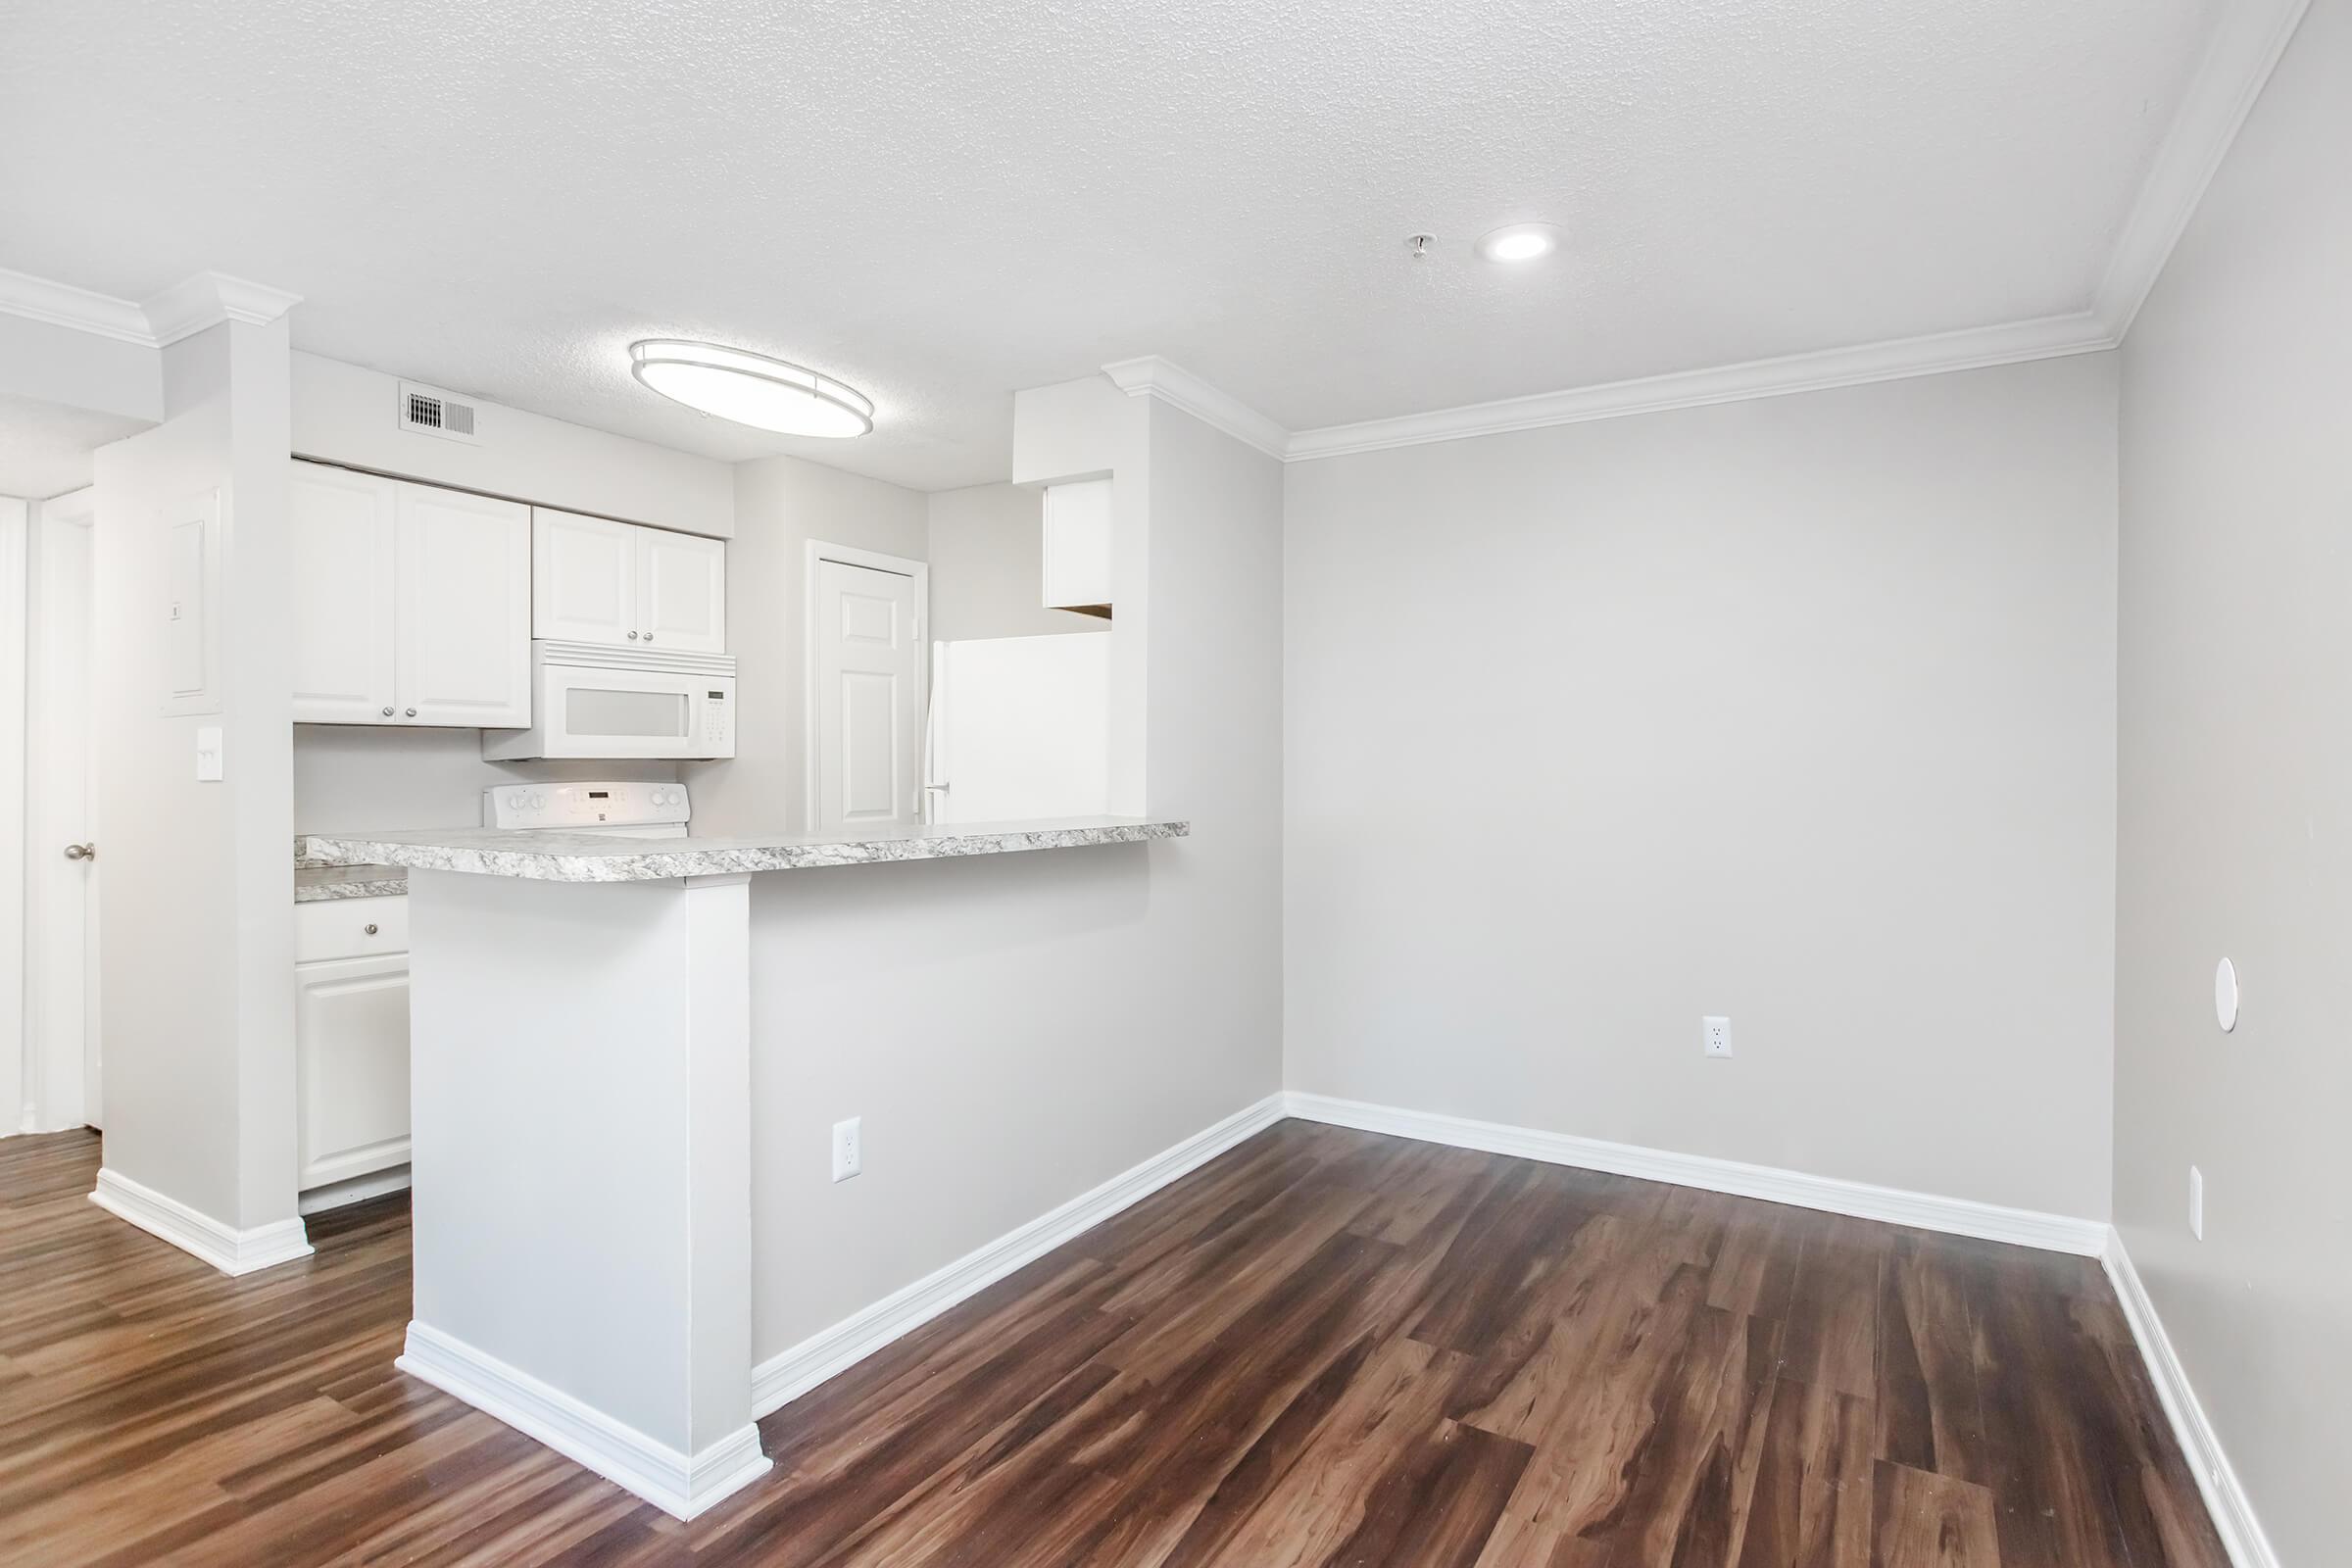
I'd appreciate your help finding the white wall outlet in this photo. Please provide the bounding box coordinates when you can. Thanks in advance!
[1703,1016,1733,1057]
[2188,1164,2204,1240]
[195,725,223,781]
[831,1116,862,1183]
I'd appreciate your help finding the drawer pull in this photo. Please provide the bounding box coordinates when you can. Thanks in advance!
[364,923,379,936]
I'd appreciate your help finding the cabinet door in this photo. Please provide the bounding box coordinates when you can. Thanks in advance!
[637,527,727,653]
[394,483,531,726]
[289,462,398,723]
[295,952,411,1190]
[533,508,638,646]
[1042,479,1112,612]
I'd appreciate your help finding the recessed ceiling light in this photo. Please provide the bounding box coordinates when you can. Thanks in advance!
[1474,223,1561,264]
[628,340,874,438]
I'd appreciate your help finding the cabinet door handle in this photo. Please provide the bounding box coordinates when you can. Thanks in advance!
[405,708,418,717]
[628,630,639,639]
[63,842,95,861]
[364,923,379,936]
[643,632,655,643]
[380,706,394,716]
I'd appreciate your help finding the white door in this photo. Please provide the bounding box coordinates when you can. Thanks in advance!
[294,952,412,1189]
[638,528,726,654]
[533,508,638,646]
[1,498,23,1135]
[396,482,530,726]
[811,553,925,833]
[290,462,399,722]
[26,492,98,1130]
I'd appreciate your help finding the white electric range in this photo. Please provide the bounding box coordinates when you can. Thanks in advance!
[482,781,692,839]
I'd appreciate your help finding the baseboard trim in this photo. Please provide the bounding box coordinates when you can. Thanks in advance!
[398,1321,768,1521]
[89,1167,314,1276]
[2100,1230,2278,1568]
[298,1164,412,1216]
[1281,1093,2109,1256]
[751,1091,1288,1418]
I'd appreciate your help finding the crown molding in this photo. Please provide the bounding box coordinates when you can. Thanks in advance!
[139,271,303,346]
[1285,311,2117,462]
[1102,355,1289,460]
[0,267,157,345]
[0,268,300,350]
[2090,0,2313,339]
[1146,2,2307,467]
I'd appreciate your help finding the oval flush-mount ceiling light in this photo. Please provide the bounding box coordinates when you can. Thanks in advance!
[1474,222,1562,264]
[628,340,874,438]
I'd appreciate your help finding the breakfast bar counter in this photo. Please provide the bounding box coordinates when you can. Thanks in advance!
[297,816,1188,882]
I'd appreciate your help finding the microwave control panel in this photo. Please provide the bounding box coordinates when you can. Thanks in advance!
[703,689,732,757]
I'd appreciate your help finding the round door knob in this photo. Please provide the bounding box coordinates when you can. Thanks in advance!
[405,708,418,717]
[63,842,95,861]
[628,630,639,639]
[364,923,379,936]
[381,706,394,716]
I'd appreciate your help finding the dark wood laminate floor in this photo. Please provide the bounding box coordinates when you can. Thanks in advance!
[1,1122,2228,1567]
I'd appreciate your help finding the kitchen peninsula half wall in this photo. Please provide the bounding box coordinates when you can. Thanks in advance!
[295,813,1191,1518]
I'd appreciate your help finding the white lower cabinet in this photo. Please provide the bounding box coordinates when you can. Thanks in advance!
[294,899,412,1195]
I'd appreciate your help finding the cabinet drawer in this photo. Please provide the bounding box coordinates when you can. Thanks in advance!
[294,896,410,962]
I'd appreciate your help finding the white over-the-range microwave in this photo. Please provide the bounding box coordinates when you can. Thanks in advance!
[481,640,736,760]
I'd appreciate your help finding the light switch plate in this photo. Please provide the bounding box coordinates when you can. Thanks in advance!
[195,725,223,781]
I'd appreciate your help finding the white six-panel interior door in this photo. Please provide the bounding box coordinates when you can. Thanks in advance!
[1,497,24,1135]
[808,547,927,835]
[17,491,99,1134]
[4,487,98,1138]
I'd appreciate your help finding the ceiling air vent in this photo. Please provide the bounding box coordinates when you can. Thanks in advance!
[397,380,481,444]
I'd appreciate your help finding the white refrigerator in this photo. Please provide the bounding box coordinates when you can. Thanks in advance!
[923,633,1110,824]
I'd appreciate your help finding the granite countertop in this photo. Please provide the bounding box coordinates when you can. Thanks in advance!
[295,861,410,902]
[298,817,1188,884]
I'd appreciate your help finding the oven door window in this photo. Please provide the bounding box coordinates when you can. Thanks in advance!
[565,686,690,738]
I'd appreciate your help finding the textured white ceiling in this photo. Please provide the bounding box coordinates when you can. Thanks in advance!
[0,0,2218,490]
[0,394,147,500]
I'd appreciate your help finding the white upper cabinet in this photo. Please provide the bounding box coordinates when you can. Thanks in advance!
[291,463,398,722]
[533,507,726,653]
[637,526,727,653]
[291,462,528,727]
[396,483,531,726]
[533,509,638,645]
[1042,478,1112,615]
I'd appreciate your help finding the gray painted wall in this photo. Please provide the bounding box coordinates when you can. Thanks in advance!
[686,453,928,837]
[2114,1,2350,1559]
[90,318,301,1232]
[925,480,1110,643]
[1284,354,2121,1220]
[743,391,1284,1356]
